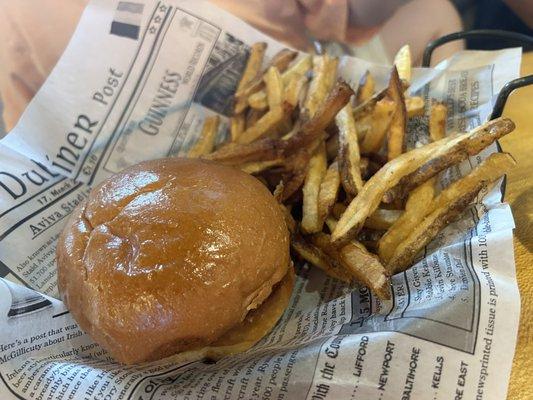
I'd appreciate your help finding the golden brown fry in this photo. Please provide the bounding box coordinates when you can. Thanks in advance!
[286,81,354,153]
[384,117,516,202]
[235,49,298,113]
[248,91,268,111]
[206,81,353,168]
[378,179,436,263]
[248,55,312,110]
[331,202,346,219]
[429,101,447,141]
[237,103,292,144]
[387,183,484,274]
[339,241,391,300]
[188,116,220,158]
[326,132,339,161]
[230,114,245,142]
[337,104,364,197]
[332,118,515,244]
[273,181,285,203]
[360,99,395,154]
[432,152,516,210]
[285,74,308,107]
[317,160,341,226]
[356,70,375,104]
[245,108,265,130]
[269,49,299,73]
[265,67,284,109]
[332,135,457,244]
[394,44,412,84]
[325,216,338,232]
[301,142,327,234]
[203,137,286,165]
[291,235,352,283]
[353,87,388,119]
[385,152,516,273]
[240,159,284,174]
[234,42,267,113]
[304,55,339,117]
[360,157,370,178]
[310,233,391,300]
[406,96,425,118]
[364,209,403,231]
[387,67,407,161]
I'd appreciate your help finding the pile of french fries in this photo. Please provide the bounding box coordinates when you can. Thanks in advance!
[188,43,517,300]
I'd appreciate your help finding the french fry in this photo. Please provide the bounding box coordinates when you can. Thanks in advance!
[304,55,339,117]
[394,44,411,84]
[291,235,352,283]
[317,160,341,227]
[248,91,269,111]
[310,233,391,300]
[285,74,308,107]
[406,96,425,118]
[203,137,287,165]
[386,183,484,274]
[237,103,292,144]
[230,114,245,142]
[240,159,284,174]
[331,202,346,219]
[360,99,395,154]
[248,55,312,110]
[246,108,266,130]
[353,87,388,119]
[378,180,436,263]
[332,118,515,244]
[285,81,354,153]
[235,48,298,114]
[234,42,267,113]
[273,181,285,203]
[356,70,375,104]
[339,241,391,300]
[301,142,327,233]
[386,67,407,160]
[326,132,339,161]
[336,104,364,197]
[269,48,299,73]
[360,157,370,178]
[188,116,220,158]
[431,152,516,210]
[332,134,460,244]
[429,101,447,141]
[281,138,322,201]
[384,117,515,202]
[325,216,338,232]
[265,67,284,109]
[364,209,403,230]
[385,152,516,273]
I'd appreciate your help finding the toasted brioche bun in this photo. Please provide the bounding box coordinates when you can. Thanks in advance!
[57,158,292,364]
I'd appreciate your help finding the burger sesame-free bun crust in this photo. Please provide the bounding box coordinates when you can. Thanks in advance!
[57,158,291,364]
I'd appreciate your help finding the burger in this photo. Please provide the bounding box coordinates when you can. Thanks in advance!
[56,158,293,364]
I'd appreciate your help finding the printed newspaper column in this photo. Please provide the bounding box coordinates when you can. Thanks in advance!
[0,144,90,297]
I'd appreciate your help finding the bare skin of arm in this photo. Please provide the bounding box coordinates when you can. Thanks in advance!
[378,0,464,65]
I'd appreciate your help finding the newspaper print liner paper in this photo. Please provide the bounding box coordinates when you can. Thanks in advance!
[0,1,521,399]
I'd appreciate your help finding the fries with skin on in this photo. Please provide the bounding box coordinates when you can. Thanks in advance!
[193,42,518,300]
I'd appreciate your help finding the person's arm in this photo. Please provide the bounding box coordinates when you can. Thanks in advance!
[503,0,533,28]
[347,0,412,27]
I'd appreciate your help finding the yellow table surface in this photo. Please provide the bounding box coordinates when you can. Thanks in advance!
[0,2,531,397]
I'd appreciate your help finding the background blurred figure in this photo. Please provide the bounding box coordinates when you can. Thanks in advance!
[212,0,464,64]
[454,0,533,50]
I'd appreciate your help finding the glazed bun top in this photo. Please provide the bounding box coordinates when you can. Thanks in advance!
[57,158,290,364]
